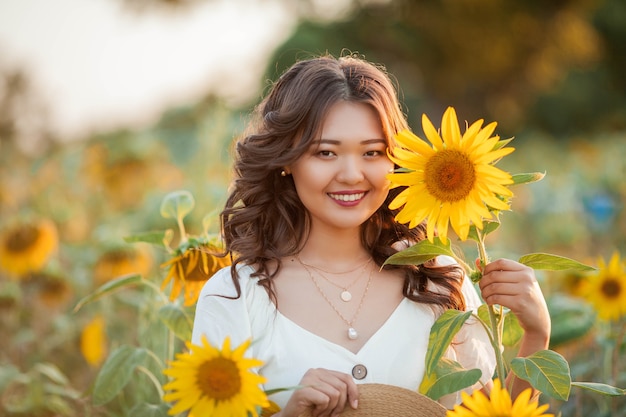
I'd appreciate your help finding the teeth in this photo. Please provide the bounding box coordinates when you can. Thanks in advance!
[328,193,365,202]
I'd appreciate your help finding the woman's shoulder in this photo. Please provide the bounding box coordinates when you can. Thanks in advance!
[199,263,258,298]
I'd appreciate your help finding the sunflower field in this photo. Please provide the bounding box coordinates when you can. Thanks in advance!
[2,0,626,416]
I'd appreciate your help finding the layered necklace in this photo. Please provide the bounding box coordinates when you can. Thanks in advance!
[295,255,372,302]
[296,256,374,340]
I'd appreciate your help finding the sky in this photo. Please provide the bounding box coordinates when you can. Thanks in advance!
[0,0,296,142]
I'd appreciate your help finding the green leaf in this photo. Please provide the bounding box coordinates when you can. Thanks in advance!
[518,253,596,272]
[73,274,143,312]
[93,346,148,406]
[32,363,69,385]
[129,403,170,417]
[547,295,595,348]
[160,190,195,221]
[502,311,524,347]
[571,382,626,397]
[422,358,482,400]
[510,350,571,401]
[383,237,455,267]
[425,310,473,374]
[511,172,545,186]
[468,220,501,241]
[124,231,170,248]
[158,304,193,342]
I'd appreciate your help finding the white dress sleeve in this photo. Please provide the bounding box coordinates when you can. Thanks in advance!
[191,265,263,349]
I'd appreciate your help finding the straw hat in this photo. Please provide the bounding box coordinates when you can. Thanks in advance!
[298,383,447,417]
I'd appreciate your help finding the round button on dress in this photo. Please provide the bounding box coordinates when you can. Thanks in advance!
[351,364,367,380]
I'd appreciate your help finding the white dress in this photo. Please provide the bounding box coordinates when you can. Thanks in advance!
[191,256,496,409]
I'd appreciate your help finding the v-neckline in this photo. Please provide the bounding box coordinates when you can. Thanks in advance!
[274,298,410,356]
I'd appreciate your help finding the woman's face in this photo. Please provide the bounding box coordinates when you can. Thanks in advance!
[288,100,394,233]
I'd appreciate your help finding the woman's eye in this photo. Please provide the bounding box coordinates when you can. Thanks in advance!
[365,150,383,157]
[318,150,335,157]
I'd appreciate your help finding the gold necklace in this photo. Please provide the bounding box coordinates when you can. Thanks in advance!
[295,255,372,302]
[299,259,374,340]
[296,255,372,274]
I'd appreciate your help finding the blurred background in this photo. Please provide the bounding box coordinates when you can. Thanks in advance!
[1,0,625,415]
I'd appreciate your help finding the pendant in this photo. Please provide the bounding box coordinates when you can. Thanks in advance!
[340,290,352,302]
[348,327,358,340]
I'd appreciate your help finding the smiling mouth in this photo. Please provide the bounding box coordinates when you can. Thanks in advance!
[328,192,366,202]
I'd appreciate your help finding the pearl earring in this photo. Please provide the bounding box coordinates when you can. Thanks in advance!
[281,170,287,177]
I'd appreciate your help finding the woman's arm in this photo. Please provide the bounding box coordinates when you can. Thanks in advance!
[478,258,551,399]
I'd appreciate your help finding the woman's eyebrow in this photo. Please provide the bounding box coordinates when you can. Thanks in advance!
[313,138,386,145]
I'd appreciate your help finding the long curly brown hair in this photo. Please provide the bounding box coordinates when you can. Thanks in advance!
[221,53,465,311]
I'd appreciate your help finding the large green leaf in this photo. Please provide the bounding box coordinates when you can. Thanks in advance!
[510,350,571,401]
[93,346,148,406]
[73,274,143,312]
[422,358,482,400]
[571,382,626,397]
[425,310,473,375]
[518,253,595,272]
[383,237,455,267]
[158,304,193,342]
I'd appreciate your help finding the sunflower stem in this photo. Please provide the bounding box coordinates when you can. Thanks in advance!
[177,215,188,245]
[476,230,507,384]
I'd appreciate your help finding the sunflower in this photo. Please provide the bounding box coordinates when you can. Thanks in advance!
[80,315,108,367]
[93,246,153,285]
[31,271,73,309]
[161,243,231,306]
[387,107,514,242]
[447,379,553,417]
[580,252,626,322]
[0,219,58,278]
[163,336,269,417]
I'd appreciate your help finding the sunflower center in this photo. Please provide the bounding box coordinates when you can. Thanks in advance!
[6,225,40,252]
[197,357,241,401]
[601,278,621,299]
[424,149,476,202]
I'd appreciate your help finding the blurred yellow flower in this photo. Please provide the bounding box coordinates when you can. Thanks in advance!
[0,219,58,278]
[388,107,514,242]
[163,336,268,417]
[80,315,108,367]
[580,252,626,322]
[32,272,73,309]
[93,246,153,285]
[447,379,553,417]
[161,244,230,306]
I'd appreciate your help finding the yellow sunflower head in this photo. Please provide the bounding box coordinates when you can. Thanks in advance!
[163,335,269,417]
[160,241,231,306]
[80,315,108,367]
[0,219,58,278]
[93,245,153,285]
[30,271,74,309]
[447,379,554,417]
[580,251,626,322]
[387,106,514,242]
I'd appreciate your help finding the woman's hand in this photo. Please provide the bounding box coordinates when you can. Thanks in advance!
[277,368,359,417]
[478,258,551,347]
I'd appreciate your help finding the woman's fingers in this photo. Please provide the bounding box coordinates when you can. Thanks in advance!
[282,368,358,417]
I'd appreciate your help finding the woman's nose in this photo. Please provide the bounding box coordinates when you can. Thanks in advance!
[336,156,365,184]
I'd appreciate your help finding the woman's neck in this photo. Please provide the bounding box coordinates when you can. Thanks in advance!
[298,227,370,267]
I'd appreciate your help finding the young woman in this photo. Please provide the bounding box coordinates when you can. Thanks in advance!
[191,54,551,416]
